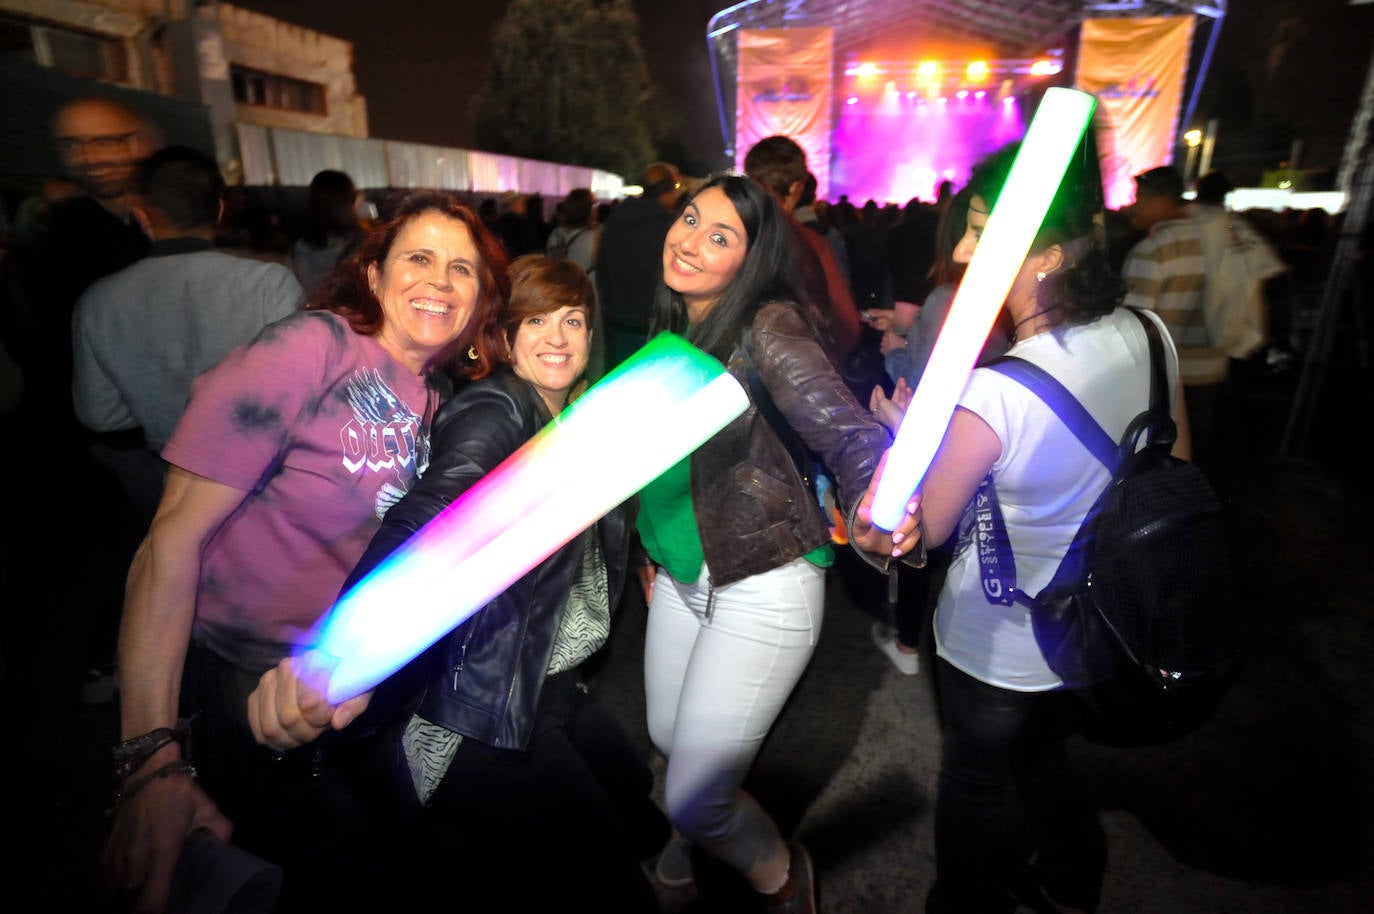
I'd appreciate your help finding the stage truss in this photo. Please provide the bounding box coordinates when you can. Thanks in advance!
[707,0,1227,157]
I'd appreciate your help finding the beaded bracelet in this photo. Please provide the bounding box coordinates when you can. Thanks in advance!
[113,718,193,782]
[114,759,198,808]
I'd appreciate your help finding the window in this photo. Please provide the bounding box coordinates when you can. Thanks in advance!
[231,65,327,115]
[0,17,128,84]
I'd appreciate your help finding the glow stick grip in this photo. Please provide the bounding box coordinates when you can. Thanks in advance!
[870,87,1097,530]
[307,333,748,703]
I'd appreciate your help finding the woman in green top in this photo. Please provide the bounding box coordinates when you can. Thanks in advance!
[638,173,919,913]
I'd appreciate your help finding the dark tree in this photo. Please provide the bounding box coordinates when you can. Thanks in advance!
[471,0,658,177]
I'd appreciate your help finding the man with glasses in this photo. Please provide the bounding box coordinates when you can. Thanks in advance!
[6,95,162,705]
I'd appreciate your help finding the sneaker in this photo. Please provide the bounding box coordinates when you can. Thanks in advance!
[81,665,118,705]
[653,833,695,889]
[765,842,816,914]
[871,622,920,675]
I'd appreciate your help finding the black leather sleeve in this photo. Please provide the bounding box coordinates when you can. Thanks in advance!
[341,374,537,594]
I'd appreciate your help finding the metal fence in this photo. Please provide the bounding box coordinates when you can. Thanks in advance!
[237,123,625,199]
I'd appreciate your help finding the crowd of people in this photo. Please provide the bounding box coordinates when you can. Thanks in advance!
[0,89,1345,914]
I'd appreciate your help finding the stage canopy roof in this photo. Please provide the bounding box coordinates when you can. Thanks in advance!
[707,0,1227,155]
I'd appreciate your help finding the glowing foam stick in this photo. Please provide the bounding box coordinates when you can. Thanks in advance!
[305,333,747,703]
[871,87,1097,530]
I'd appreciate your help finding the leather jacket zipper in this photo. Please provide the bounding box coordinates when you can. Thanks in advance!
[450,639,469,692]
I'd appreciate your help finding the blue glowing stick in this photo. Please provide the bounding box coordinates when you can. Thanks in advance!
[306,333,747,703]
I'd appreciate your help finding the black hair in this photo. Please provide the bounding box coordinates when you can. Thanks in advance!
[304,169,361,247]
[649,173,814,363]
[1195,171,1235,206]
[962,134,1124,327]
[136,145,224,230]
[557,188,595,228]
[742,135,807,202]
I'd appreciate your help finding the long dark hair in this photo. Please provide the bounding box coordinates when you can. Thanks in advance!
[649,173,815,363]
[307,190,510,380]
[963,132,1124,327]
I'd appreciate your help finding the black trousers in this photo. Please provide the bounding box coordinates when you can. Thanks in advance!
[928,659,1106,914]
[182,641,422,914]
[422,672,665,913]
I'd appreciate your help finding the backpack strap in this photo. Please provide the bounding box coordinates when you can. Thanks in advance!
[1123,307,1179,455]
[981,309,1167,608]
[986,358,1117,472]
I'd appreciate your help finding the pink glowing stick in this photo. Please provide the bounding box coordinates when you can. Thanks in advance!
[871,87,1097,530]
[305,333,747,703]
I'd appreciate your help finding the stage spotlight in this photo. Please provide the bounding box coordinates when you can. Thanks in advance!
[846,96,859,105]
[974,90,987,100]
[856,62,880,78]
[916,60,940,80]
[1002,96,1015,106]
[956,89,969,100]
[1029,58,1062,77]
[906,91,919,99]
[966,60,990,82]
[937,96,948,105]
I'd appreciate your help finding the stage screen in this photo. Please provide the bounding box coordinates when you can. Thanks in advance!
[735,28,834,200]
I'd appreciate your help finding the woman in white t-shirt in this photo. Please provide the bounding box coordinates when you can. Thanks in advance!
[912,143,1191,914]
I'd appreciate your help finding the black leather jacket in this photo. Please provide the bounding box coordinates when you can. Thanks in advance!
[690,302,892,587]
[343,367,630,751]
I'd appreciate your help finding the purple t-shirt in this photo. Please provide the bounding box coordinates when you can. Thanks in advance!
[163,310,438,672]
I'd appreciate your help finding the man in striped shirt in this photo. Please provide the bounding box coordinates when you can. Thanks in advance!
[1121,165,1222,472]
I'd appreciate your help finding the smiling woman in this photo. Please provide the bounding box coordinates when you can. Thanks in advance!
[504,253,595,411]
[637,172,921,912]
[103,190,510,914]
[245,251,666,911]
[368,210,485,375]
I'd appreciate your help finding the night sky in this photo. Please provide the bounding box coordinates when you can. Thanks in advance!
[233,0,1374,180]
[232,0,728,171]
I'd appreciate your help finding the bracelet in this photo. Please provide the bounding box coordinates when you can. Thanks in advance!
[113,718,193,782]
[114,759,198,808]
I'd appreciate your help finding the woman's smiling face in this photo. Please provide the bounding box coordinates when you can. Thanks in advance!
[662,186,749,322]
[509,304,590,413]
[367,209,482,374]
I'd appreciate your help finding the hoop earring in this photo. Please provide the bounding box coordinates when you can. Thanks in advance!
[467,345,478,360]
[1035,271,1047,283]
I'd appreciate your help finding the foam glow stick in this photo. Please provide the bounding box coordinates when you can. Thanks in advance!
[304,333,748,703]
[871,87,1097,530]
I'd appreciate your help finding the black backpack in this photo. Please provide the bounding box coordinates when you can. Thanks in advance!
[986,309,1237,744]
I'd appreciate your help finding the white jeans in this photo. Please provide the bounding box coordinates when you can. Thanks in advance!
[644,557,825,876]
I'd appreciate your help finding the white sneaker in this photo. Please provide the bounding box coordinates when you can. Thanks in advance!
[871,622,920,675]
[654,833,695,889]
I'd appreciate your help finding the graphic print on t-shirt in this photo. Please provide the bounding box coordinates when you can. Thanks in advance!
[339,367,430,519]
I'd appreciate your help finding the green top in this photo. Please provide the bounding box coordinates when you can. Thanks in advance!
[637,454,833,585]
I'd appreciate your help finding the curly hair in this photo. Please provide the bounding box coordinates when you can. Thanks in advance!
[962,135,1124,328]
[306,190,510,380]
[649,173,818,363]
